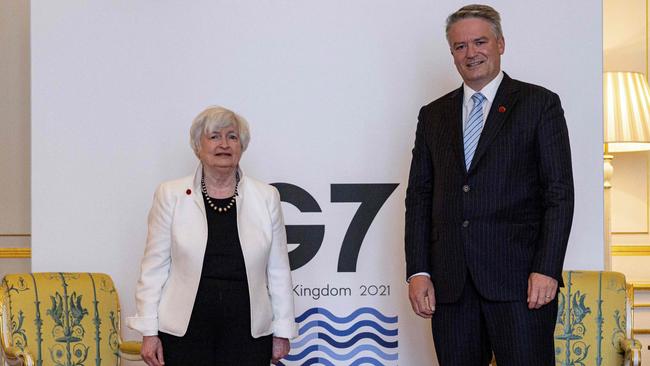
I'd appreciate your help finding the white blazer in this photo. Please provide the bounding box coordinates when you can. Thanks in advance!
[127,165,298,338]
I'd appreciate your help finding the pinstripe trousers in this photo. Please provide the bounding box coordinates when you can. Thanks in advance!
[431,275,558,366]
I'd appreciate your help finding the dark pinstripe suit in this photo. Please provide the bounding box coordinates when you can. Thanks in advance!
[405,73,574,365]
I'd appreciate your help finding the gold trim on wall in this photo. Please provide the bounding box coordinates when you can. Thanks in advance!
[0,234,30,237]
[0,248,30,258]
[611,245,650,256]
[632,282,650,290]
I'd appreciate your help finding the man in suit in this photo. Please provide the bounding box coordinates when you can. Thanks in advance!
[404,4,574,365]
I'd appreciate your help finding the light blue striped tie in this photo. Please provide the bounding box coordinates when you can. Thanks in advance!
[463,92,486,169]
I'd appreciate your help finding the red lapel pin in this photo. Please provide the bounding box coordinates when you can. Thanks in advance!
[498,105,506,113]
[186,189,192,195]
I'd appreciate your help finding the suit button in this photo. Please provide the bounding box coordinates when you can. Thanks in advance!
[462,185,470,192]
[462,220,469,228]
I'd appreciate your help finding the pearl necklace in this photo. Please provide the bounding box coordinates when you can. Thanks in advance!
[201,175,239,213]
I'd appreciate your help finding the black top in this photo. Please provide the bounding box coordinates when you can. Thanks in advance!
[200,195,247,281]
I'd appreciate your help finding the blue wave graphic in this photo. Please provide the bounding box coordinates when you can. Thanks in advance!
[300,358,335,366]
[299,319,398,337]
[282,307,398,366]
[277,357,386,366]
[349,357,387,366]
[295,307,397,324]
[284,344,398,361]
[290,331,397,349]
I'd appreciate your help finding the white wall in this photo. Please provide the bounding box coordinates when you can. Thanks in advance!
[31,1,603,365]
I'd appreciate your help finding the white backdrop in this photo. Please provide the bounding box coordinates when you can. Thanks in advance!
[32,1,603,365]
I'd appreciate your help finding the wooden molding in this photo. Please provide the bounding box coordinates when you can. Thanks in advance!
[611,245,650,256]
[632,282,650,290]
[0,248,30,258]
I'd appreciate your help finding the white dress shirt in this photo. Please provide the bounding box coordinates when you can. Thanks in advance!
[461,71,504,131]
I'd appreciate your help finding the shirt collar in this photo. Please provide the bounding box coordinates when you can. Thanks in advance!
[462,71,504,106]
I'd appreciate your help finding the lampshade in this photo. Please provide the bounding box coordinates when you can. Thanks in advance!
[604,71,650,152]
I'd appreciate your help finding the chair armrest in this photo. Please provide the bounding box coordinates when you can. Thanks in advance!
[621,338,642,366]
[119,340,143,361]
[2,346,35,366]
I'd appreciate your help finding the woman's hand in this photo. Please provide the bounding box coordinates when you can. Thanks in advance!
[271,336,290,364]
[141,335,165,366]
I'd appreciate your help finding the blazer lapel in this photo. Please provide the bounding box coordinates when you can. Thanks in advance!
[445,86,466,175]
[234,175,264,281]
[467,74,520,174]
[190,164,207,215]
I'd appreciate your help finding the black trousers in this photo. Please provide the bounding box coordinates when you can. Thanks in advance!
[159,278,272,366]
[431,276,558,366]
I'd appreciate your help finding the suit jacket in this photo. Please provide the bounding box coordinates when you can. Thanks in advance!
[405,73,574,303]
[127,164,298,338]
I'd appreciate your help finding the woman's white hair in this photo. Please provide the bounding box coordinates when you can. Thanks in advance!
[189,106,251,156]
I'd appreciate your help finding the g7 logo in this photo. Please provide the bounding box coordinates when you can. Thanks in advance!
[271,183,398,272]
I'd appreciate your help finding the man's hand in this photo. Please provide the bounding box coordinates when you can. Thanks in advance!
[271,336,290,364]
[527,272,558,309]
[408,275,435,318]
[141,335,165,366]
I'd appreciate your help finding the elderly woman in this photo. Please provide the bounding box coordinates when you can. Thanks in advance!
[127,106,298,366]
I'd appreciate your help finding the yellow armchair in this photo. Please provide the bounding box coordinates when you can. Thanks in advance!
[491,271,641,366]
[555,270,641,366]
[0,273,141,365]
